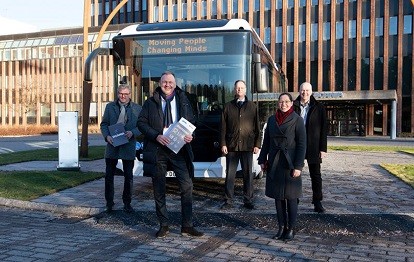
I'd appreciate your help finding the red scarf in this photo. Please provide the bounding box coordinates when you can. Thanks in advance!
[275,107,294,125]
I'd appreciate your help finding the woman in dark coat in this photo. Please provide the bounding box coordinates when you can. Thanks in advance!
[257,92,306,241]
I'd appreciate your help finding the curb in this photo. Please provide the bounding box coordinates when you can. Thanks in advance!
[0,197,102,217]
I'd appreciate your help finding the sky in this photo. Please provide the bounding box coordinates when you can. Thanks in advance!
[0,0,84,35]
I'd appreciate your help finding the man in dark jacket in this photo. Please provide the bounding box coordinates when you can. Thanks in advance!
[293,82,328,213]
[100,84,142,213]
[220,80,261,210]
[138,71,203,238]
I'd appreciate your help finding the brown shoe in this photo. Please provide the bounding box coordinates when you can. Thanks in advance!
[156,226,169,238]
[181,227,204,237]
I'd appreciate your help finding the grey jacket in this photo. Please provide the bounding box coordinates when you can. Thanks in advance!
[100,100,142,160]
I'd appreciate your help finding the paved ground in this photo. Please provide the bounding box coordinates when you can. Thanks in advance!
[0,137,413,261]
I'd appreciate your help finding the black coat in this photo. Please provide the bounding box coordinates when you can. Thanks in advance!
[137,87,195,177]
[220,98,261,151]
[293,95,327,164]
[257,112,306,200]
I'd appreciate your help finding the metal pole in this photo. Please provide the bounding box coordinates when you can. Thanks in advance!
[390,100,397,139]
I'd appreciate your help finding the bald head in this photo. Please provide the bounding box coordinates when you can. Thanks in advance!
[299,82,313,103]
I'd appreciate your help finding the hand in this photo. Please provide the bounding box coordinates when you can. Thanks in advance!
[106,135,113,145]
[221,146,228,155]
[253,147,260,154]
[291,169,301,178]
[156,135,170,146]
[125,131,133,139]
[320,151,327,159]
[183,134,193,143]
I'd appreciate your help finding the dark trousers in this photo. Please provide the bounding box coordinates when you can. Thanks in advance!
[153,147,193,227]
[308,163,323,202]
[275,199,298,229]
[105,158,134,206]
[224,151,254,204]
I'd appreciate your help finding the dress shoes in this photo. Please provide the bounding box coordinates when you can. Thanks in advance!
[314,201,325,213]
[272,227,285,239]
[123,203,134,213]
[220,202,233,209]
[283,229,295,241]
[156,226,170,238]
[106,202,114,213]
[243,203,254,210]
[181,227,204,237]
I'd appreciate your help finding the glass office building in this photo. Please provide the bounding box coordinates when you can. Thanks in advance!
[0,0,413,136]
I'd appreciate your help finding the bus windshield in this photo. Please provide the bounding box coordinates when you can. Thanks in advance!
[113,31,251,116]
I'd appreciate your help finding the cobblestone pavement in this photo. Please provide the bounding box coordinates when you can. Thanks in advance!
[0,138,413,261]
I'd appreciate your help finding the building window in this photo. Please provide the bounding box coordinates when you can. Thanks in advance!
[349,20,356,38]
[265,27,270,44]
[336,21,344,39]
[362,19,370,37]
[299,24,306,42]
[182,2,187,19]
[202,1,207,17]
[323,22,330,40]
[311,23,318,41]
[222,0,228,14]
[287,25,293,43]
[376,17,384,36]
[288,0,294,9]
[265,0,270,10]
[389,16,398,35]
[404,15,412,34]
[276,26,282,43]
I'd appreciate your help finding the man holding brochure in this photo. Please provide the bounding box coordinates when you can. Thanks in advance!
[100,84,141,214]
[138,71,203,238]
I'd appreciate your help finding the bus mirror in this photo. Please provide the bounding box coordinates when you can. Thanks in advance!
[253,54,268,93]
[112,39,126,65]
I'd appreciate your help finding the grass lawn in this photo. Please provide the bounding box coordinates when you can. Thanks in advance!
[381,164,414,189]
[0,171,104,201]
[0,146,105,165]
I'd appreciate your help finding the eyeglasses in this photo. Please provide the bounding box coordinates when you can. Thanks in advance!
[118,93,130,96]
[278,101,292,104]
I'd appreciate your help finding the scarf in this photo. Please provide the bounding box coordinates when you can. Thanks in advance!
[159,90,175,128]
[117,101,128,124]
[275,107,294,126]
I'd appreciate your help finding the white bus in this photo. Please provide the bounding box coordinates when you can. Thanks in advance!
[85,19,286,178]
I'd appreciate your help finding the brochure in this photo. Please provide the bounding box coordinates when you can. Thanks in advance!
[108,123,129,147]
[164,117,196,154]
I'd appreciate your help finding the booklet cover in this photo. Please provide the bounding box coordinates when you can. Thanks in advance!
[164,117,196,154]
[108,123,129,147]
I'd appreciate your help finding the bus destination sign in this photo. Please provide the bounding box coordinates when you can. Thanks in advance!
[138,36,224,55]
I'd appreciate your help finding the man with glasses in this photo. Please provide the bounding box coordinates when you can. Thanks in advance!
[293,82,328,213]
[100,84,142,213]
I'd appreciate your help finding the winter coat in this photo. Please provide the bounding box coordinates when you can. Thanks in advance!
[293,95,328,164]
[257,112,306,200]
[220,98,261,151]
[137,86,195,177]
[100,100,142,160]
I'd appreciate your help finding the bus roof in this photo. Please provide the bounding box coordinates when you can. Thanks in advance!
[117,19,253,36]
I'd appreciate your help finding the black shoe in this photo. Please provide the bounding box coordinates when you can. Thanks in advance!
[123,204,134,213]
[283,229,294,241]
[106,202,114,213]
[272,227,284,239]
[243,203,254,210]
[181,227,204,237]
[220,202,233,209]
[156,226,169,238]
[314,201,325,213]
